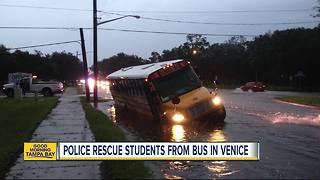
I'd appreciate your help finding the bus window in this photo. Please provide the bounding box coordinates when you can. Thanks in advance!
[137,80,144,96]
[133,80,138,96]
[130,80,134,96]
[153,66,201,102]
[129,80,133,96]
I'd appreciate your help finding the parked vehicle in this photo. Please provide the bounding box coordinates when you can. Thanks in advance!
[240,82,266,92]
[2,76,64,97]
[107,59,226,124]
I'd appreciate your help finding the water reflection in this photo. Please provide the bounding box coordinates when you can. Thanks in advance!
[206,130,237,177]
[97,80,110,91]
[107,106,116,123]
[270,112,320,126]
[171,125,186,142]
[163,173,183,179]
[104,103,227,142]
[168,161,189,171]
[207,161,239,178]
[209,130,226,142]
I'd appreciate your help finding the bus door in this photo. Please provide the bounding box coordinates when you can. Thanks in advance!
[144,79,162,120]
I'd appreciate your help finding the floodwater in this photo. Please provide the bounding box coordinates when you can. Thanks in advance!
[97,86,320,179]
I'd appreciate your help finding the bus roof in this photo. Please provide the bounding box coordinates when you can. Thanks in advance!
[107,59,185,79]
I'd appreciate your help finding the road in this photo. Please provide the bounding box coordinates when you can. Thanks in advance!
[97,87,320,179]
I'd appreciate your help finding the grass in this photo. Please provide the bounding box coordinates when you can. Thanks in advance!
[0,97,59,178]
[275,96,320,107]
[80,97,151,179]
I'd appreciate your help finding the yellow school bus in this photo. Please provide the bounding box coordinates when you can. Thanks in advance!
[107,59,226,123]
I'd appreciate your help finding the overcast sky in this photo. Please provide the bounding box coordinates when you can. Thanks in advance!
[0,0,319,66]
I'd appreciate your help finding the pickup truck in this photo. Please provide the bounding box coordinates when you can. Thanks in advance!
[2,77,64,97]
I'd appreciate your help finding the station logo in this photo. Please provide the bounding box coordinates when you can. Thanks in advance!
[24,142,57,160]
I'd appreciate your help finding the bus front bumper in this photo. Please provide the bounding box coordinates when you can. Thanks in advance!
[165,104,226,124]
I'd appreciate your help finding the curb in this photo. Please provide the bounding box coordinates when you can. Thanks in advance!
[273,99,320,110]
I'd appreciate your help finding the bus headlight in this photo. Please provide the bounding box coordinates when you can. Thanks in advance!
[172,113,185,123]
[212,96,221,106]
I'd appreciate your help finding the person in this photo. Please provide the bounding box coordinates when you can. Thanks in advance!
[19,78,29,95]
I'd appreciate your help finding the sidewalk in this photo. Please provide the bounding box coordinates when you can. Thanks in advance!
[6,88,101,179]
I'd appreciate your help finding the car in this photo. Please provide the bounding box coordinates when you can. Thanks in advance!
[2,77,64,97]
[240,82,266,92]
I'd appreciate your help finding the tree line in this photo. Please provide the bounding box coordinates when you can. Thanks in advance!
[0,46,83,85]
[1,25,319,90]
[98,25,320,90]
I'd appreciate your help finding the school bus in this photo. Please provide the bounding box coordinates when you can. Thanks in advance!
[107,59,226,123]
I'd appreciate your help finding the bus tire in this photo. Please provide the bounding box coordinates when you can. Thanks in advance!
[211,106,226,123]
[220,106,226,121]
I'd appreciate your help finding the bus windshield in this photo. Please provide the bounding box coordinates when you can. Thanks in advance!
[153,66,202,102]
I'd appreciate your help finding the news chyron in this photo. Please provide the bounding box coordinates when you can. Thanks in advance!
[24,142,259,161]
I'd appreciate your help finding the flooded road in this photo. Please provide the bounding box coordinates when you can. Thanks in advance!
[97,87,320,178]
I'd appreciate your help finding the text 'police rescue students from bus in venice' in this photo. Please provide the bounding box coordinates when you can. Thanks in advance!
[63,144,249,156]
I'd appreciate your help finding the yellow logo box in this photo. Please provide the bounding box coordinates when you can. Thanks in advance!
[24,142,57,161]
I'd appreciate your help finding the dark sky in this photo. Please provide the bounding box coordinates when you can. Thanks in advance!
[0,0,319,66]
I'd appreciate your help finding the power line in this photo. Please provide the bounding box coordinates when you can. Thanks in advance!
[0,4,94,12]
[0,3,314,14]
[104,9,314,14]
[8,40,80,50]
[104,12,320,26]
[97,28,257,37]
[141,17,320,26]
[0,4,317,26]
[0,26,258,37]
[0,26,78,30]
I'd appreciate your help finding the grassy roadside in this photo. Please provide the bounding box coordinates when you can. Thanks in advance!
[80,97,151,179]
[275,96,320,107]
[0,97,59,178]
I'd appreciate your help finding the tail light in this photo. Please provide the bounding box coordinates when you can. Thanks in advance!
[58,82,64,89]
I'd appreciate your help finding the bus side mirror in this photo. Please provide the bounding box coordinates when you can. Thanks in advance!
[172,97,180,105]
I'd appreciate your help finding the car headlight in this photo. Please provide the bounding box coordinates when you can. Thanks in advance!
[172,113,185,123]
[212,96,221,106]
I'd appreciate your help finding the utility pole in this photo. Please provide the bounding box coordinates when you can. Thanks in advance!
[93,0,98,107]
[79,28,90,101]
[92,0,139,107]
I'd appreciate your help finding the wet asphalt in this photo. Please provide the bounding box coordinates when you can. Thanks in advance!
[97,87,320,179]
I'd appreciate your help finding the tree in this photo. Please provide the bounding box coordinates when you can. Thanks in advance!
[0,46,83,85]
[185,34,210,50]
[157,34,210,62]
[149,52,160,63]
[97,52,147,76]
[152,27,320,90]
[49,51,83,82]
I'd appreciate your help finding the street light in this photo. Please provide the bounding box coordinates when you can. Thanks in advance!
[93,0,140,107]
[98,15,140,25]
[192,49,198,55]
[191,47,200,55]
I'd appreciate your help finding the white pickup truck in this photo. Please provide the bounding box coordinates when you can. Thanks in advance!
[2,77,64,97]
